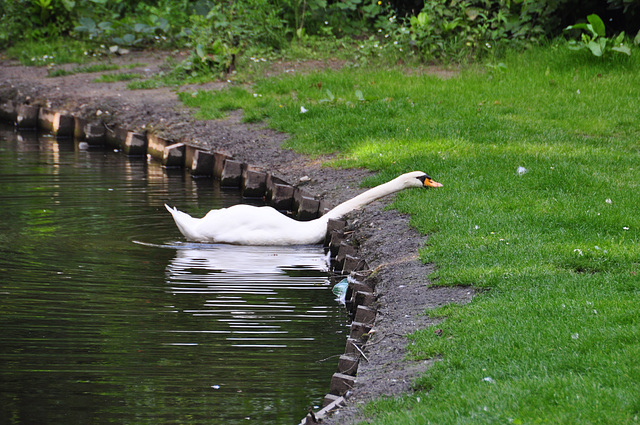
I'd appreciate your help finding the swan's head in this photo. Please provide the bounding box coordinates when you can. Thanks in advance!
[398,171,443,189]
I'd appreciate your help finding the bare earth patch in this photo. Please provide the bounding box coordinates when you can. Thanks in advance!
[0,50,472,423]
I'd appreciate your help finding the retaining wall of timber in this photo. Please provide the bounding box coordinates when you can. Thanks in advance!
[0,98,377,423]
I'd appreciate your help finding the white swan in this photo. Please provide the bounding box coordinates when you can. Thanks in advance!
[165,171,442,245]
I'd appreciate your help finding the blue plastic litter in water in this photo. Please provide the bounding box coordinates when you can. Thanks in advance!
[332,278,349,304]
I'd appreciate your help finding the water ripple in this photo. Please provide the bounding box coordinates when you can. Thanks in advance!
[163,244,338,349]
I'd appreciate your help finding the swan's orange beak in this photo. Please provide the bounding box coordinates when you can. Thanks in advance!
[424,178,443,188]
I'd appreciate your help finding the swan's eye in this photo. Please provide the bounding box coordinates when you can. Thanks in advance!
[416,174,431,184]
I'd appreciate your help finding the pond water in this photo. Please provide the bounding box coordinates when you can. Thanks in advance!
[0,125,347,425]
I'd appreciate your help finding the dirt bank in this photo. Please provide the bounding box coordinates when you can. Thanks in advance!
[0,50,473,424]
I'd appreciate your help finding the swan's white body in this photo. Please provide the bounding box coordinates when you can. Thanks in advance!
[165,171,442,245]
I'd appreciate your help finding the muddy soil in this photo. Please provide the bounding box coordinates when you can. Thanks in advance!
[0,50,473,424]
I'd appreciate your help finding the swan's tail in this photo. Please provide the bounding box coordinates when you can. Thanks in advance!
[164,204,200,241]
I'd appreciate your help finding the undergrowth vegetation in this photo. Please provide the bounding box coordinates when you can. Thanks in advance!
[3,1,640,78]
[178,45,640,423]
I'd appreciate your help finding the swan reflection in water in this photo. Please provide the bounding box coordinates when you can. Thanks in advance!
[159,242,339,348]
[166,242,330,276]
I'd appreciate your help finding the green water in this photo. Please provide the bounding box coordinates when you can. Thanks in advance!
[0,126,347,424]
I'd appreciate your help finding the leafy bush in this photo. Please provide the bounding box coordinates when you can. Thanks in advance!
[3,0,639,70]
[178,0,287,77]
[0,0,76,47]
[72,0,198,50]
[0,0,192,50]
[278,0,391,39]
[73,15,174,49]
[354,0,639,64]
[564,14,631,57]
[359,0,530,63]
[5,38,93,65]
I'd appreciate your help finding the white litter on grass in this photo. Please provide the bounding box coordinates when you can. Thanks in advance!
[300,106,308,113]
[517,166,527,175]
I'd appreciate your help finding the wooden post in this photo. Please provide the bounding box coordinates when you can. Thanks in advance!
[213,151,229,179]
[350,321,373,340]
[329,373,355,396]
[84,122,106,145]
[147,134,171,161]
[220,159,244,187]
[123,131,147,156]
[337,354,359,376]
[297,196,320,220]
[242,168,267,198]
[37,108,56,132]
[162,143,186,168]
[190,150,214,176]
[16,104,39,129]
[354,305,376,325]
[53,113,75,138]
[270,183,295,211]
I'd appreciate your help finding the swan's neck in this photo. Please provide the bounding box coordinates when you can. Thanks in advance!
[322,178,405,221]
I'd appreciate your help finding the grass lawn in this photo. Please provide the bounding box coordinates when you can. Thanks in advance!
[92,72,142,83]
[180,43,640,423]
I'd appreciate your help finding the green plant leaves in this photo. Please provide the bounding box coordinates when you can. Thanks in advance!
[76,17,96,32]
[564,14,632,58]
[587,38,605,57]
[112,33,137,46]
[612,31,632,55]
[411,11,429,28]
[612,44,632,55]
[587,14,606,37]
[319,89,335,103]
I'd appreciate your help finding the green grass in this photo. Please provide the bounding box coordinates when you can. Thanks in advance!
[92,72,142,83]
[126,78,166,90]
[47,68,75,77]
[76,63,121,73]
[5,39,97,65]
[46,61,149,83]
[122,62,147,69]
[126,38,363,91]
[48,63,121,77]
[180,42,640,423]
